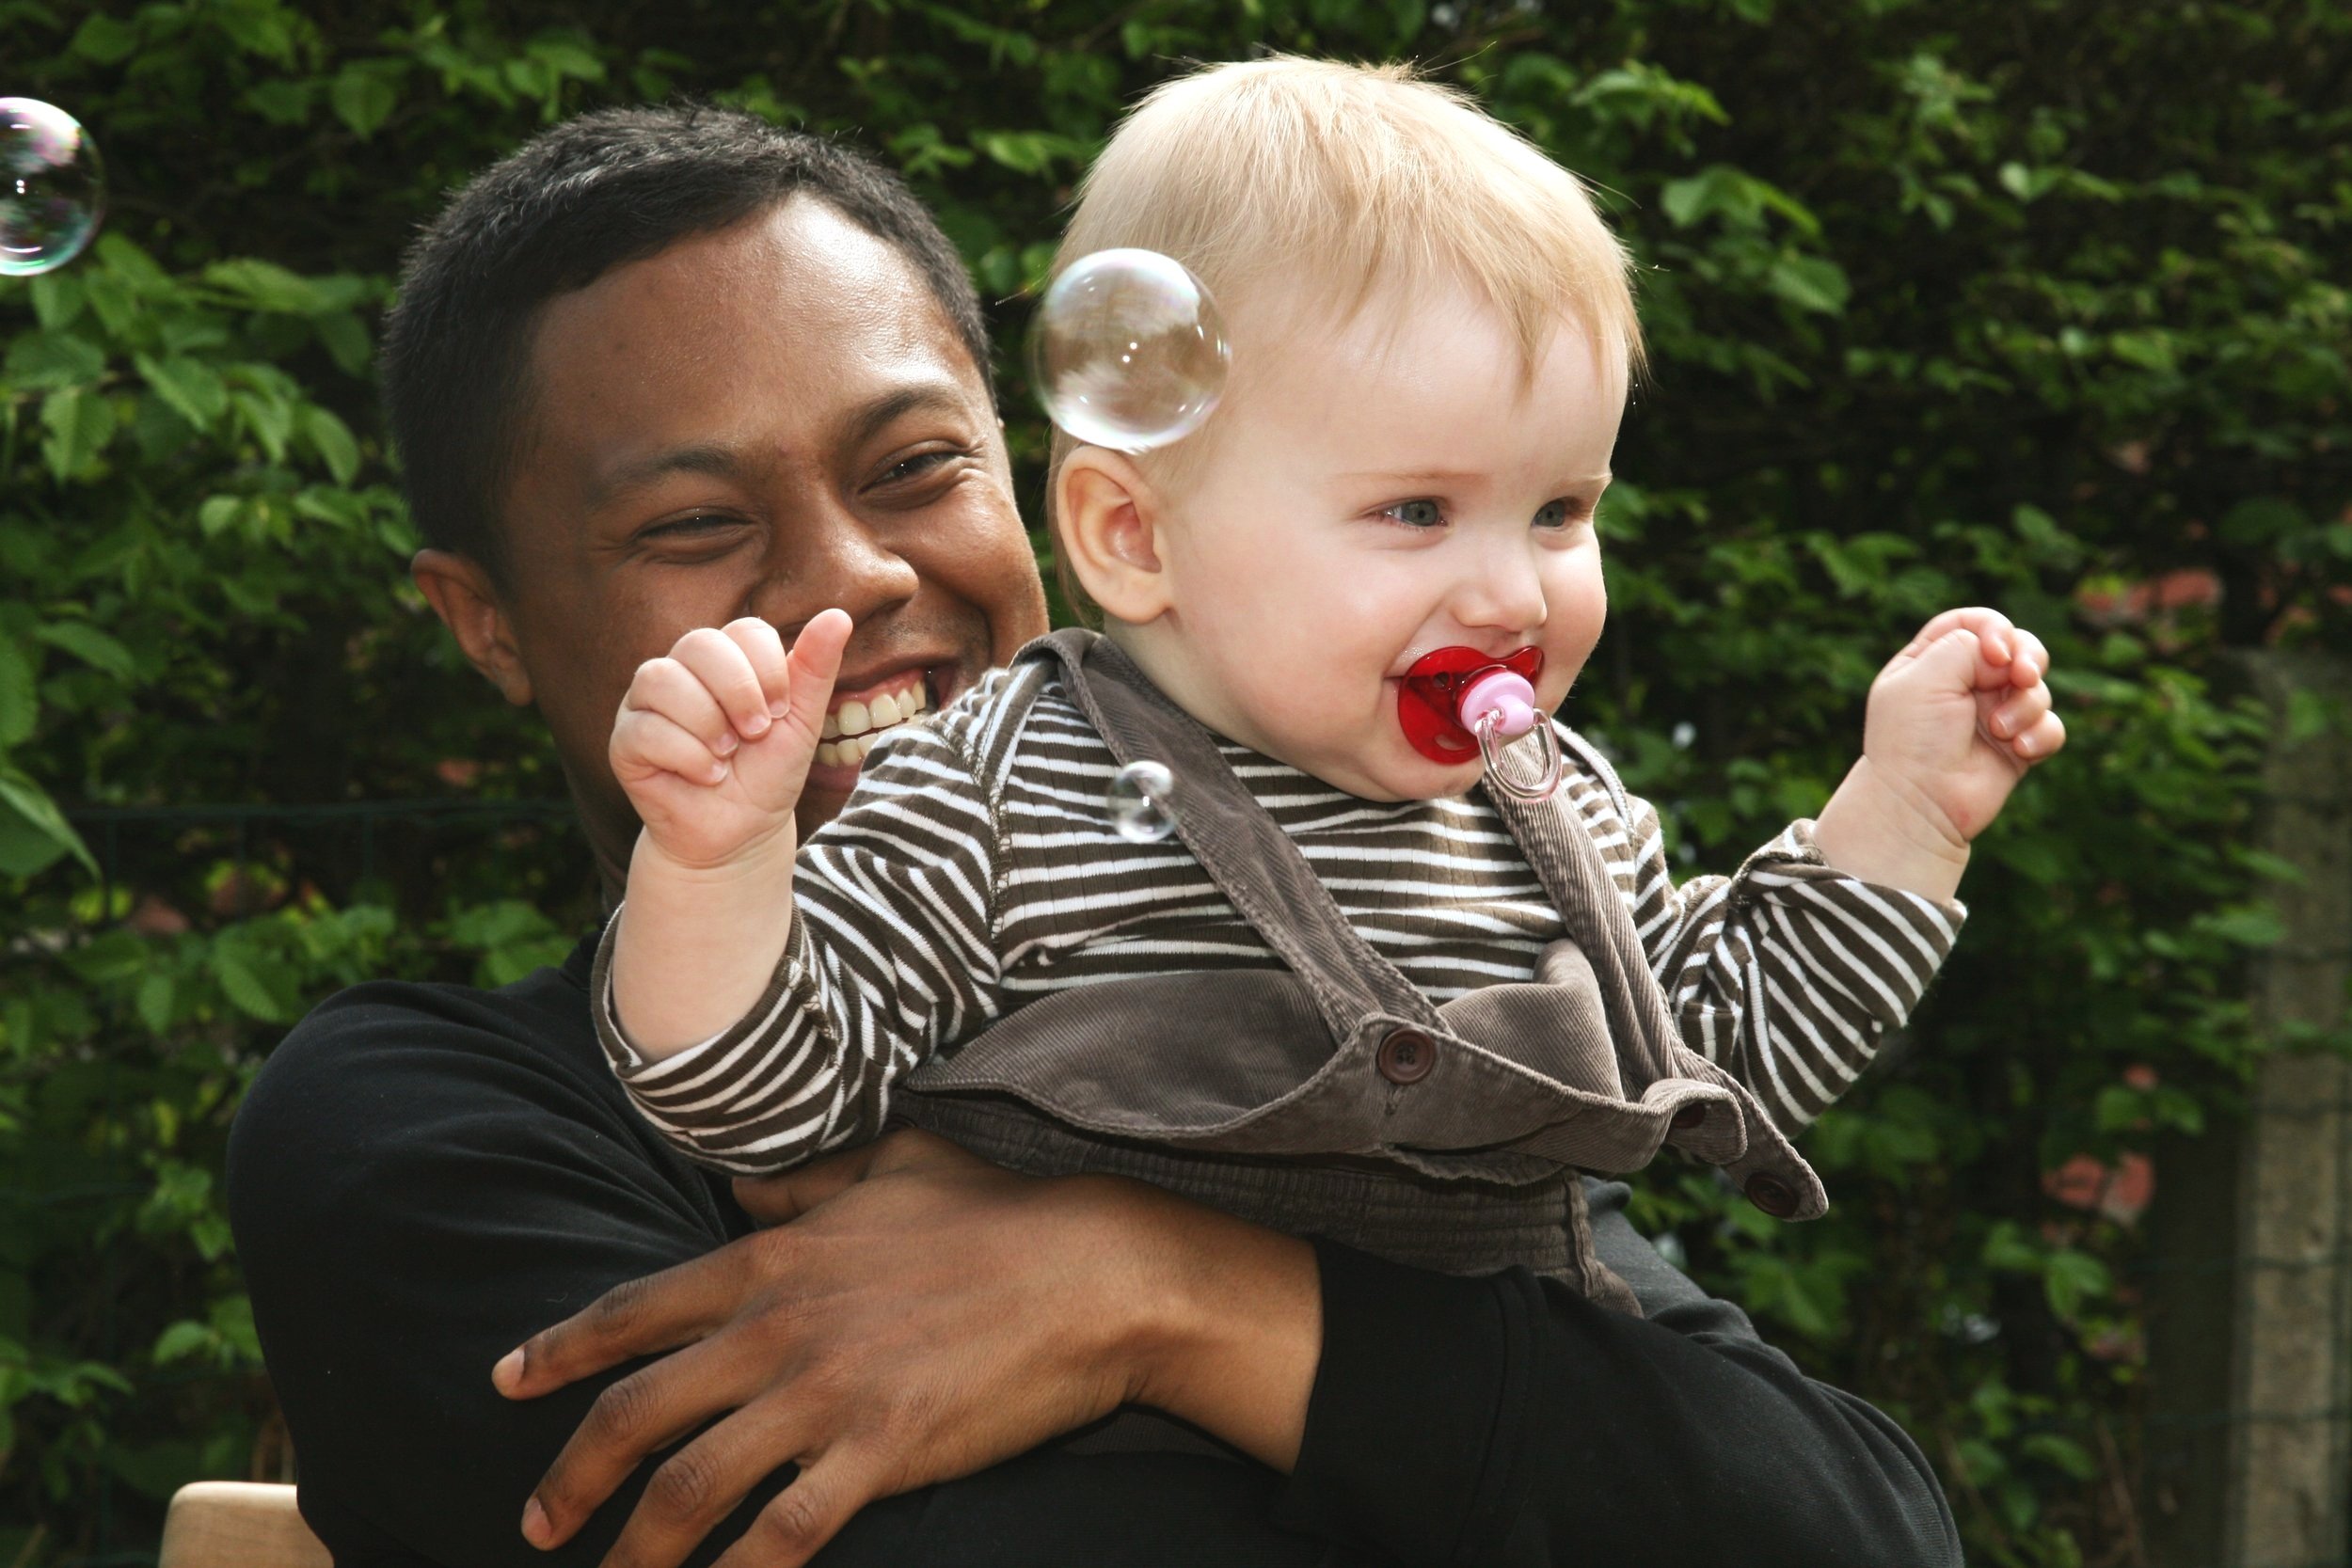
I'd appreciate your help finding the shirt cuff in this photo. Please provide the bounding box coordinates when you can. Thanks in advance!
[588,902,812,1083]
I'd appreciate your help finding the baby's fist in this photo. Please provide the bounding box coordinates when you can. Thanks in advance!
[609,611,851,870]
[1864,607,2066,843]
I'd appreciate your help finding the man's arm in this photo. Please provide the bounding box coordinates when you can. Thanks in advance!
[1271,1178,1964,1568]
[228,969,1338,1568]
[502,1128,1957,1568]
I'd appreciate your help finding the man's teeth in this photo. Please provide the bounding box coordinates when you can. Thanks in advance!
[815,680,931,767]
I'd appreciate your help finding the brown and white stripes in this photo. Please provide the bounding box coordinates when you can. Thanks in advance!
[595,665,1965,1176]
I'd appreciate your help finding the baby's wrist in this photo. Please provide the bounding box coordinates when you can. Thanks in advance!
[1814,757,1970,902]
[629,819,801,890]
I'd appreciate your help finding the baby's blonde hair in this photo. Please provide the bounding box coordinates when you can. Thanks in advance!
[1044,55,1643,617]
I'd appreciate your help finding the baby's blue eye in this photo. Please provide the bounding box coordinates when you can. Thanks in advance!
[1383,499,1445,529]
[1534,499,1572,530]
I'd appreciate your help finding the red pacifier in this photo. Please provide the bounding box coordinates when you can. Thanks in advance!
[1398,646,1565,801]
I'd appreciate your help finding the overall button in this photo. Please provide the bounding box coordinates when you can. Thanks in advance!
[1744,1171,1799,1218]
[1376,1027,1437,1085]
[1671,1104,1708,1131]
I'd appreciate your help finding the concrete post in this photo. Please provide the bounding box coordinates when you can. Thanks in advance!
[2224,651,2352,1568]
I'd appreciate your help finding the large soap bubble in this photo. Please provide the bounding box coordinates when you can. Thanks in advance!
[1105,759,1180,844]
[0,99,103,277]
[1029,248,1229,452]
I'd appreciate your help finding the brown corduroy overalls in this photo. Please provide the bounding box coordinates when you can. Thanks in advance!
[897,630,1826,1316]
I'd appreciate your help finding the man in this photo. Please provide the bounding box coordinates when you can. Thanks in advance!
[226,104,1963,1568]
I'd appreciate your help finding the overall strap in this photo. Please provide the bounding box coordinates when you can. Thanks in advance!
[1486,733,1686,1070]
[1025,628,1441,1037]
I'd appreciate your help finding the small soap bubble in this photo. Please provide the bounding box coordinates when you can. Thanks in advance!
[1029,248,1228,452]
[0,99,104,277]
[1105,759,1179,844]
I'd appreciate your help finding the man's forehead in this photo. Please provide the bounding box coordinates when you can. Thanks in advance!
[513,200,987,490]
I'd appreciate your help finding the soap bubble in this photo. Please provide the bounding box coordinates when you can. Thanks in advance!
[1029,248,1228,452]
[1105,759,1179,844]
[1,99,103,277]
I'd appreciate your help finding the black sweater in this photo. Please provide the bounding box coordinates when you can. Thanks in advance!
[226,929,1961,1568]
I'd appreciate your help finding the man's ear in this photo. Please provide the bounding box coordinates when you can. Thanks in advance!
[411,549,533,706]
[1054,448,1173,626]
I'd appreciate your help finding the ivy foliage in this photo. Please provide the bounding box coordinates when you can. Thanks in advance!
[2,1,2345,1562]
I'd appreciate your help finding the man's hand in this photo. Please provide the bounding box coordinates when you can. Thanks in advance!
[488,1130,1319,1568]
[1815,606,2065,900]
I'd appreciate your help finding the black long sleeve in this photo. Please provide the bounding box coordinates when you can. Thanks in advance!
[1275,1181,1963,1568]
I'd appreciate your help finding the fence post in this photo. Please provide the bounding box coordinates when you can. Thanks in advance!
[2198,651,2352,1568]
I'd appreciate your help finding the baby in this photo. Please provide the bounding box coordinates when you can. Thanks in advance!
[594,58,2062,1304]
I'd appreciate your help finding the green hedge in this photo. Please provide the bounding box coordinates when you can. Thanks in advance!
[3,2,2344,1562]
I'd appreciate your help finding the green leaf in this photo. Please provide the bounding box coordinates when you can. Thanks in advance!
[1767,255,1851,315]
[210,950,286,1022]
[203,259,328,315]
[135,974,176,1035]
[40,387,118,481]
[151,1322,214,1365]
[331,65,401,140]
[0,639,37,750]
[135,355,230,430]
[0,765,96,879]
[7,331,106,390]
[70,11,140,63]
[35,622,137,681]
[299,407,361,483]
[2042,1250,2111,1320]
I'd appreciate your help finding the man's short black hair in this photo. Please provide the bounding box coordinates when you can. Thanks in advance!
[379,104,993,585]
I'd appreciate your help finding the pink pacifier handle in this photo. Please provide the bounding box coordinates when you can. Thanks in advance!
[1459,669,1564,802]
[1458,670,1539,739]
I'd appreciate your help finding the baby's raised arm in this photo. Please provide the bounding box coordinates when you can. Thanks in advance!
[1611,605,2063,1130]
[605,612,850,1058]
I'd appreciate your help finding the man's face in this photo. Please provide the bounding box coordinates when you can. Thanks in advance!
[485,198,1047,854]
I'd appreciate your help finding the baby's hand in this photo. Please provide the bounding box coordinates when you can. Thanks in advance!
[610,611,851,871]
[1861,606,2066,845]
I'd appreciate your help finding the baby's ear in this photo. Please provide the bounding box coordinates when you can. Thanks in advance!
[1054,448,1173,626]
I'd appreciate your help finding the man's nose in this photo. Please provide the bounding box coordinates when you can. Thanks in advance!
[745,496,920,630]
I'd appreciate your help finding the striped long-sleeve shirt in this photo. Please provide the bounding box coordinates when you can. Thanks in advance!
[595,666,1966,1177]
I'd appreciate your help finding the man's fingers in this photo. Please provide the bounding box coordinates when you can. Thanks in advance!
[709,1449,879,1568]
[523,1332,771,1554]
[596,1393,817,1568]
[732,1139,882,1227]
[495,1253,738,1400]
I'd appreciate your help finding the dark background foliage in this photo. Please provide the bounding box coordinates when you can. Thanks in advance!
[2,2,2345,1563]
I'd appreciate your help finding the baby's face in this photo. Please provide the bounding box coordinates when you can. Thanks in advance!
[1141,279,1624,801]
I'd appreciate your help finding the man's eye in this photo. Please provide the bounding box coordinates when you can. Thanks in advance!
[880,449,960,485]
[1381,499,1445,529]
[644,515,734,540]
